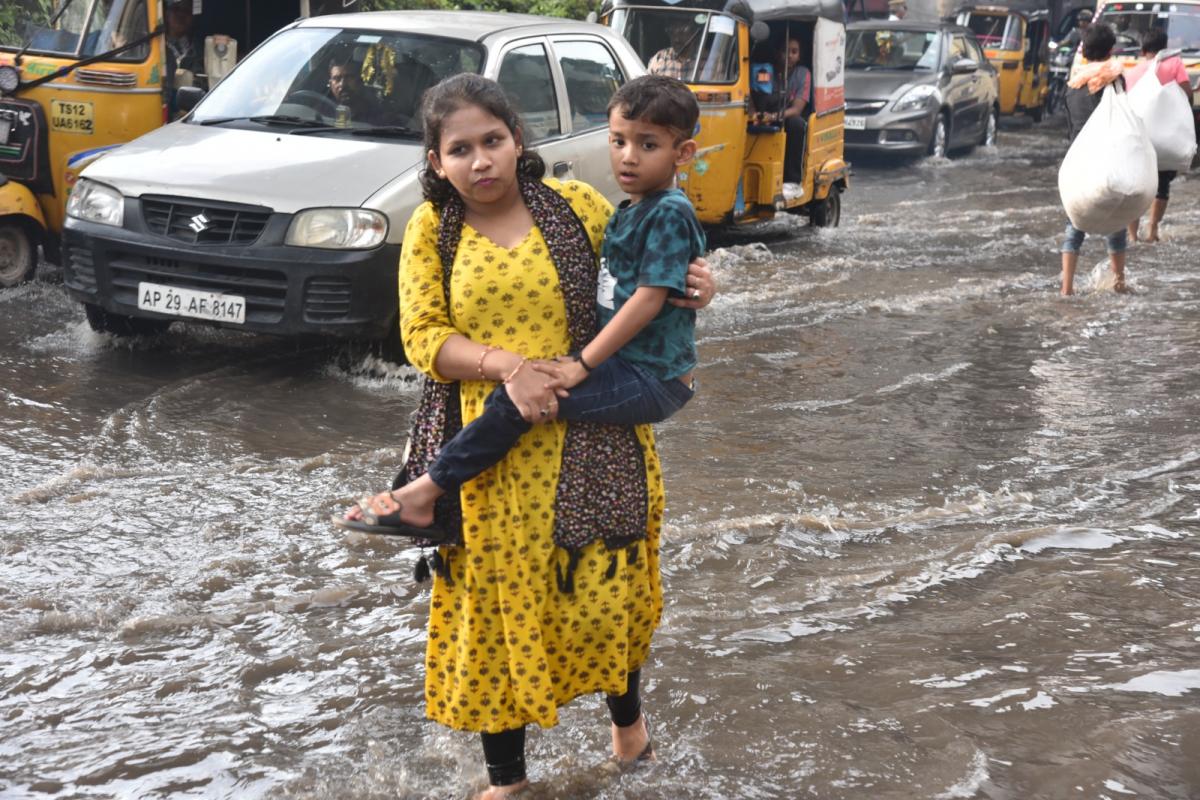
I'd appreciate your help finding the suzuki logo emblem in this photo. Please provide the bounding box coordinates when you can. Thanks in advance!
[188,213,210,233]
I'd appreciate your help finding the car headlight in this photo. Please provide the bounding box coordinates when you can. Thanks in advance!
[65,179,124,227]
[286,208,388,249]
[893,84,938,112]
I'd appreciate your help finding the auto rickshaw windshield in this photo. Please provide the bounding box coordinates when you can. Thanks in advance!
[610,8,740,83]
[1098,3,1200,55]
[2,0,150,60]
[189,27,483,134]
[846,28,940,70]
[960,12,1020,51]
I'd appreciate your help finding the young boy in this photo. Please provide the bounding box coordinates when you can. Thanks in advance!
[1060,23,1128,296]
[339,74,706,536]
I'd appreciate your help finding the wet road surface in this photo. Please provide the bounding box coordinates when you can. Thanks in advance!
[3,119,1200,799]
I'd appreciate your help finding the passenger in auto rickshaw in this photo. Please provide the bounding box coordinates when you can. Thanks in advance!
[782,36,812,196]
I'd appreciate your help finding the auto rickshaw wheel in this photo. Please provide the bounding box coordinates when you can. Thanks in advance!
[83,303,171,337]
[811,186,842,228]
[0,221,37,288]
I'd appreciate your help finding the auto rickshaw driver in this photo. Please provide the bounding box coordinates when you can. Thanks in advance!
[648,17,700,79]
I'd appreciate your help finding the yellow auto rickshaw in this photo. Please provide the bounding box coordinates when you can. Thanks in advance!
[602,0,850,227]
[0,0,355,287]
[955,3,1051,120]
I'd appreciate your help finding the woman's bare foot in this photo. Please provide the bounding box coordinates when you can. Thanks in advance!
[611,713,654,763]
[476,780,529,799]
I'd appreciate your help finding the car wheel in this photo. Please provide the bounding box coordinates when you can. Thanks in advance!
[981,106,998,147]
[0,221,37,288]
[928,113,948,158]
[84,303,171,336]
[810,186,842,228]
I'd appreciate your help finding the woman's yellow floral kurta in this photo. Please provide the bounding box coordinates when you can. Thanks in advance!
[399,180,665,733]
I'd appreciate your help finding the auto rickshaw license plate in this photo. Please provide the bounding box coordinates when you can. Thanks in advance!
[138,282,246,324]
[49,100,95,134]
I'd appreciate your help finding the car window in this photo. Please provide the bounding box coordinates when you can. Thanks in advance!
[966,37,987,63]
[950,36,971,62]
[498,43,562,142]
[553,39,625,133]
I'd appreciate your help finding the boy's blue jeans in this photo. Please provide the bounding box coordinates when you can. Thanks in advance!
[427,357,694,492]
[1062,222,1127,254]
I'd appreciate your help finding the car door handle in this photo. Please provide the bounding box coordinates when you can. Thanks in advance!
[553,161,574,179]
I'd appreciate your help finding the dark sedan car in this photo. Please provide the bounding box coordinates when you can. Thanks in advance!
[843,21,1000,158]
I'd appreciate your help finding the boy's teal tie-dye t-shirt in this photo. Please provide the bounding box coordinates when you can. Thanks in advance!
[597,188,705,381]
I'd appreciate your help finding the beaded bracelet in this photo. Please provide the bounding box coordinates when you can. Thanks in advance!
[502,357,527,385]
[477,345,499,380]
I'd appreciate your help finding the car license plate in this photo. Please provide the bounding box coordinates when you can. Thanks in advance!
[49,100,94,134]
[137,282,246,324]
[845,115,866,130]
[0,119,10,145]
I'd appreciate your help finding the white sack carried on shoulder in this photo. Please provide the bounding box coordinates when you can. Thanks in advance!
[1128,52,1198,173]
[1058,84,1157,234]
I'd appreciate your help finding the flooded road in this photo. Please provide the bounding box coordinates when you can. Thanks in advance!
[3,120,1200,799]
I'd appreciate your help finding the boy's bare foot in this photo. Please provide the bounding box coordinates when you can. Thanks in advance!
[1114,279,1130,294]
[1060,287,1074,297]
[476,780,529,799]
[1145,228,1160,243]
[343,475,441,528]
[611,713,654,763]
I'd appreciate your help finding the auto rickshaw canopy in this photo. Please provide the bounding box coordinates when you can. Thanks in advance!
[600,0,846,26]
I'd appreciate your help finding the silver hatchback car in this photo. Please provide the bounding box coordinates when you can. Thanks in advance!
[63,12,645,341]
[843,20,1000,158]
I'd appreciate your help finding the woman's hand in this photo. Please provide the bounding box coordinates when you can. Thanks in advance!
[669,257,717,310]
[504,360,560,423]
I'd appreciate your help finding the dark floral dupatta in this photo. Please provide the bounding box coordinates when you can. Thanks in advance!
[394,179,648,590]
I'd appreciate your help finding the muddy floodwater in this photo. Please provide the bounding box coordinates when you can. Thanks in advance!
[3,121,1200,799]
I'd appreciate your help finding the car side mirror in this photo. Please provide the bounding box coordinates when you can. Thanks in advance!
[750,21,770,42]
[951,58,978,75]
[176,85,206,112]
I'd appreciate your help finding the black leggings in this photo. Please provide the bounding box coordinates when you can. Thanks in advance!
[480,669,642,786]
[1157,170,1177,201]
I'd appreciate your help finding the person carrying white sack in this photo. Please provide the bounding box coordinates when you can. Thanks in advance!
[1125,28,1195,244]
[1060,23,1131,296]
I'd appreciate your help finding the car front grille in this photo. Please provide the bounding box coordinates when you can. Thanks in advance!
[141,196,271,246]
[303,277,353,320]
[107,252,287,323]
[63,242,97,293]
[845,99,888,114]
[846,129,881,144]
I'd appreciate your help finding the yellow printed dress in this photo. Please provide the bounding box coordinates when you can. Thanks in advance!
[398,180,666,734]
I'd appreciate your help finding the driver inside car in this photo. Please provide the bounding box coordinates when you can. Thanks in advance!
[327,58,376,122]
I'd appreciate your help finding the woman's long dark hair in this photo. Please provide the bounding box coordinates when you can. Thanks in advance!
[418,73,546,207]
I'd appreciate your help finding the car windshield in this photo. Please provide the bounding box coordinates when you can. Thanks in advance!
[1099,3,1200,55]
[958,12,1020,51]
[189,27,484,135]
[847,29,940,70]
[610,8,739,83]
[2,0,150,60]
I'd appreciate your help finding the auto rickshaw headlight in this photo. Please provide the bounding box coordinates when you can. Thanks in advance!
[66,179,125,227]
[0,65,19,95]
[286,208,388,250]
[893,85,938,112]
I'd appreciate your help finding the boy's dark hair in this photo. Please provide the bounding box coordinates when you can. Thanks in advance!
[1141,27,1168,55]
[607,74,699,140]
[418,73,546,207]
[1082,22,1116,62]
